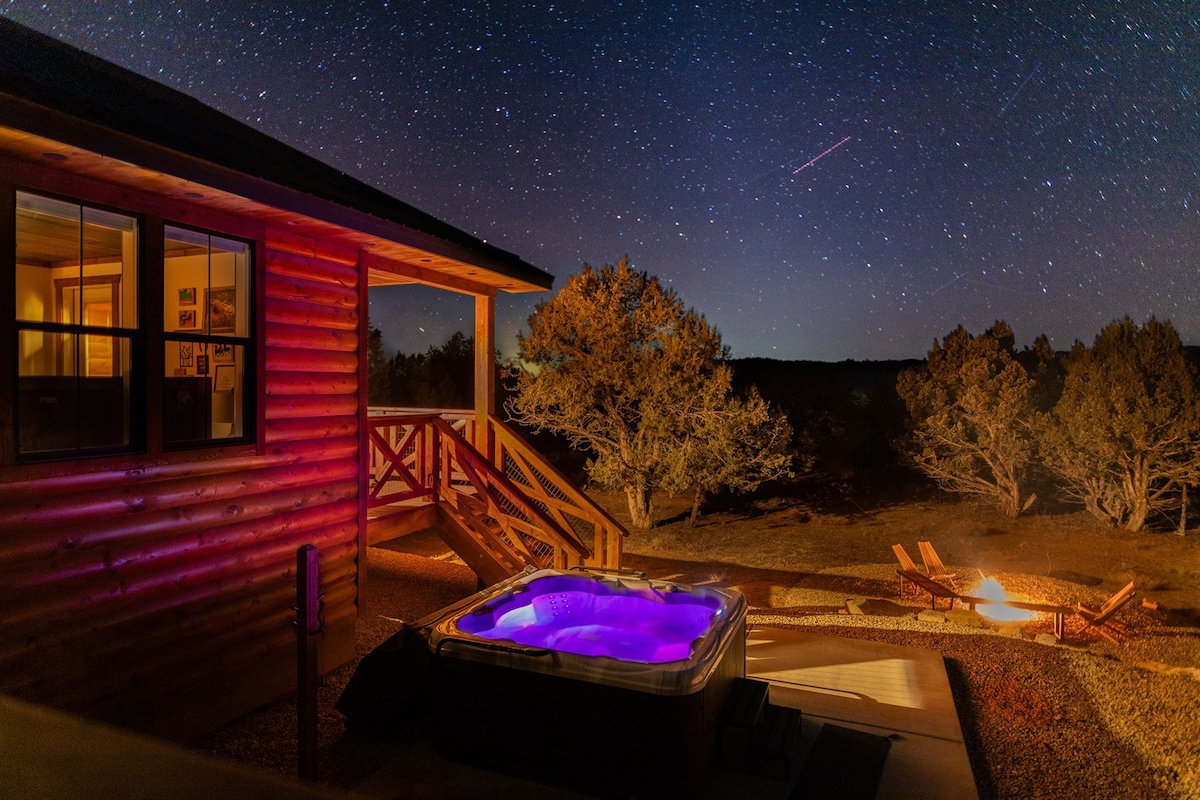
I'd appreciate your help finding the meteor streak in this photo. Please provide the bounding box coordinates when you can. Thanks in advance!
[999,65,1040,116]
[792,136,851,174]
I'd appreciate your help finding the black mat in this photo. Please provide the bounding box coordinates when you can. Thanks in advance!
[791,723,892,800]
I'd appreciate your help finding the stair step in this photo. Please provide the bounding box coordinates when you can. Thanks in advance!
[754,703,803,781]
[717,678,770,772]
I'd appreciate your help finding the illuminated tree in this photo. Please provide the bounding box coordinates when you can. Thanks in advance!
[662,382,793,525]
[1041,318,1200,532]
[510,257,731,529]
[897,321,1045,517]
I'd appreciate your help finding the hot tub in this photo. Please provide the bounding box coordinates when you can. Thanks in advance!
[423,568,747,795]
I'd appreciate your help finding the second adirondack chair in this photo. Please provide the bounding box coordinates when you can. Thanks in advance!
[1076,581,1136,644]
[918,540,957,588]
[892,544,920,595]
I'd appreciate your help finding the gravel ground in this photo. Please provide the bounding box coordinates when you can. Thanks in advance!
[195,549,476,789]
[195,548,1200,800]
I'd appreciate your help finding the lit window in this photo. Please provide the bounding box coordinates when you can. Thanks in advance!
[15,191,138,456]
[163,225,252,446]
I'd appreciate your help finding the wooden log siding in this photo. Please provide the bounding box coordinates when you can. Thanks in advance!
[0,232,366,740]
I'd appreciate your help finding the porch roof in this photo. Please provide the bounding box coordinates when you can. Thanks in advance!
[0,17,554,294]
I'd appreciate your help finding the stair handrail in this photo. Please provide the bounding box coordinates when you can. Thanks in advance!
[487,414,627,563]
[430,417,590,560]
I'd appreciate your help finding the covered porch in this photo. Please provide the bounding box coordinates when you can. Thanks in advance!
[363,264,624,586]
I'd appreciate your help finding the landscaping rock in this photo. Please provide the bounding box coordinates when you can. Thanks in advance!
[917,609,946,624]
[846,598,910,617]
[1035,633,1061,646]
[999,623,1030,639]
[945,607,984,627]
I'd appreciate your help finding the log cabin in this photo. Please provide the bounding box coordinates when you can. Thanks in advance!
[0,18,623,741]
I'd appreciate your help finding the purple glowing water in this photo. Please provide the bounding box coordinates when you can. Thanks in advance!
[455,575,726,664]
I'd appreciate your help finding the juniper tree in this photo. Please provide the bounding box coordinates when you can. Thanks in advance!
[896,321,1045,517]
[511,257,778,530]
[1042,317,1200,532]
[661,382,793,526]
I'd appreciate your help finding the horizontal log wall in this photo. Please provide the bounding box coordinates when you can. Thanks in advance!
[0,230,364,741]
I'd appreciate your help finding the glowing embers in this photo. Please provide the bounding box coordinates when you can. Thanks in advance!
[973,576,1035,622]
[455,575,726,664]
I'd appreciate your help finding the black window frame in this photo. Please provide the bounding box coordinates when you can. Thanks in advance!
[12,188,146,462]
[8,187,259,462]
[161,222,256,450]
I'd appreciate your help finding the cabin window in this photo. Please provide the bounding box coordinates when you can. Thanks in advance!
[162,225,252,446]
[15,191,139,456]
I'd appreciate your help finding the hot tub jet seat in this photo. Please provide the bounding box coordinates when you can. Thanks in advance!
[423,567,748,796]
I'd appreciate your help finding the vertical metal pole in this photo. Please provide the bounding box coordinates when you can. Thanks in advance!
[297,544,320,778]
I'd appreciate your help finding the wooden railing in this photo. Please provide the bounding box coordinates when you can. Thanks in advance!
[366,408,470,505]
[366,408,623,575]
[487,414,624,570]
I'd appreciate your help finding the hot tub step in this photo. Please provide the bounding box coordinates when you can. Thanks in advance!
[753,703,803,781]
[717,677,770,771]
[722,676,770,726]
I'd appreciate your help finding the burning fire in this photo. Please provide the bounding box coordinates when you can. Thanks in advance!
[973,576,1035,623]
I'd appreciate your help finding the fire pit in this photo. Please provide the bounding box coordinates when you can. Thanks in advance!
[971,576,1037,623]
[960,575,1071,639]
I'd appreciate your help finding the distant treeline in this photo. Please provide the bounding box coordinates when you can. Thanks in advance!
[729,357,919,482]
[368,327,923,486]
[368,329,479,410]
[369,327,1200,523]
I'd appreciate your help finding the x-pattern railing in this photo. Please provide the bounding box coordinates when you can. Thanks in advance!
[367,410,612,574]
[367,414,434,506]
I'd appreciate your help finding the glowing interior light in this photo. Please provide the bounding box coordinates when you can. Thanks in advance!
[974,577,1035,622]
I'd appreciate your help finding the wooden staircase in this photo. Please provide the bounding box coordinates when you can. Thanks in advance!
[366,410,625,582]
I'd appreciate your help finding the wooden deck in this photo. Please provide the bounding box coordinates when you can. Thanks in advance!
[365,410,625,583]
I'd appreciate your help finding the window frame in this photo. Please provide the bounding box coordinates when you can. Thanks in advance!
[4,170,265,468]
[161,221,256,451]
[12,189,145,461]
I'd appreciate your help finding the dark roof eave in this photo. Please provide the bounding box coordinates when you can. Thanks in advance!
[0,91,553,290]
[0,18,554,291]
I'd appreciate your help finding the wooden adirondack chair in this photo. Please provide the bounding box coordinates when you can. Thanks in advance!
[1076,581,1136,643]
[897,569,962,610]
[918,540,957,588]
[892,543,919,572]
[892,544,921,596]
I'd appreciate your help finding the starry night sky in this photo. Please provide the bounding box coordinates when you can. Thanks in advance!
[4,2,1197,361]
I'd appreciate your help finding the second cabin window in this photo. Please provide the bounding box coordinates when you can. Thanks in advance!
[162,225,252,447]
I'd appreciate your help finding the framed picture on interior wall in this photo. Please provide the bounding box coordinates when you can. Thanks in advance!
[196,355,208,375]
[178,287,196,306]
[206,286,236,332]
[214,364,236,392]
[213,342,234,363]
[179,342,194,367]
[178,309,196,329]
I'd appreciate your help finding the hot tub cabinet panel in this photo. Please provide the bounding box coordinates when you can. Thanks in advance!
[424,570,748,795]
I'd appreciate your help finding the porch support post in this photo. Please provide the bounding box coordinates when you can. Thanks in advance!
[474,293,496,458]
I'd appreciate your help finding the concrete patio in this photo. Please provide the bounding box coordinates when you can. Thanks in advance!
[1,624,978,799]
[354,626,979,799]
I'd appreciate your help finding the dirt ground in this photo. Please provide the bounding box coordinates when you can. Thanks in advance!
[613,490,1200,620]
